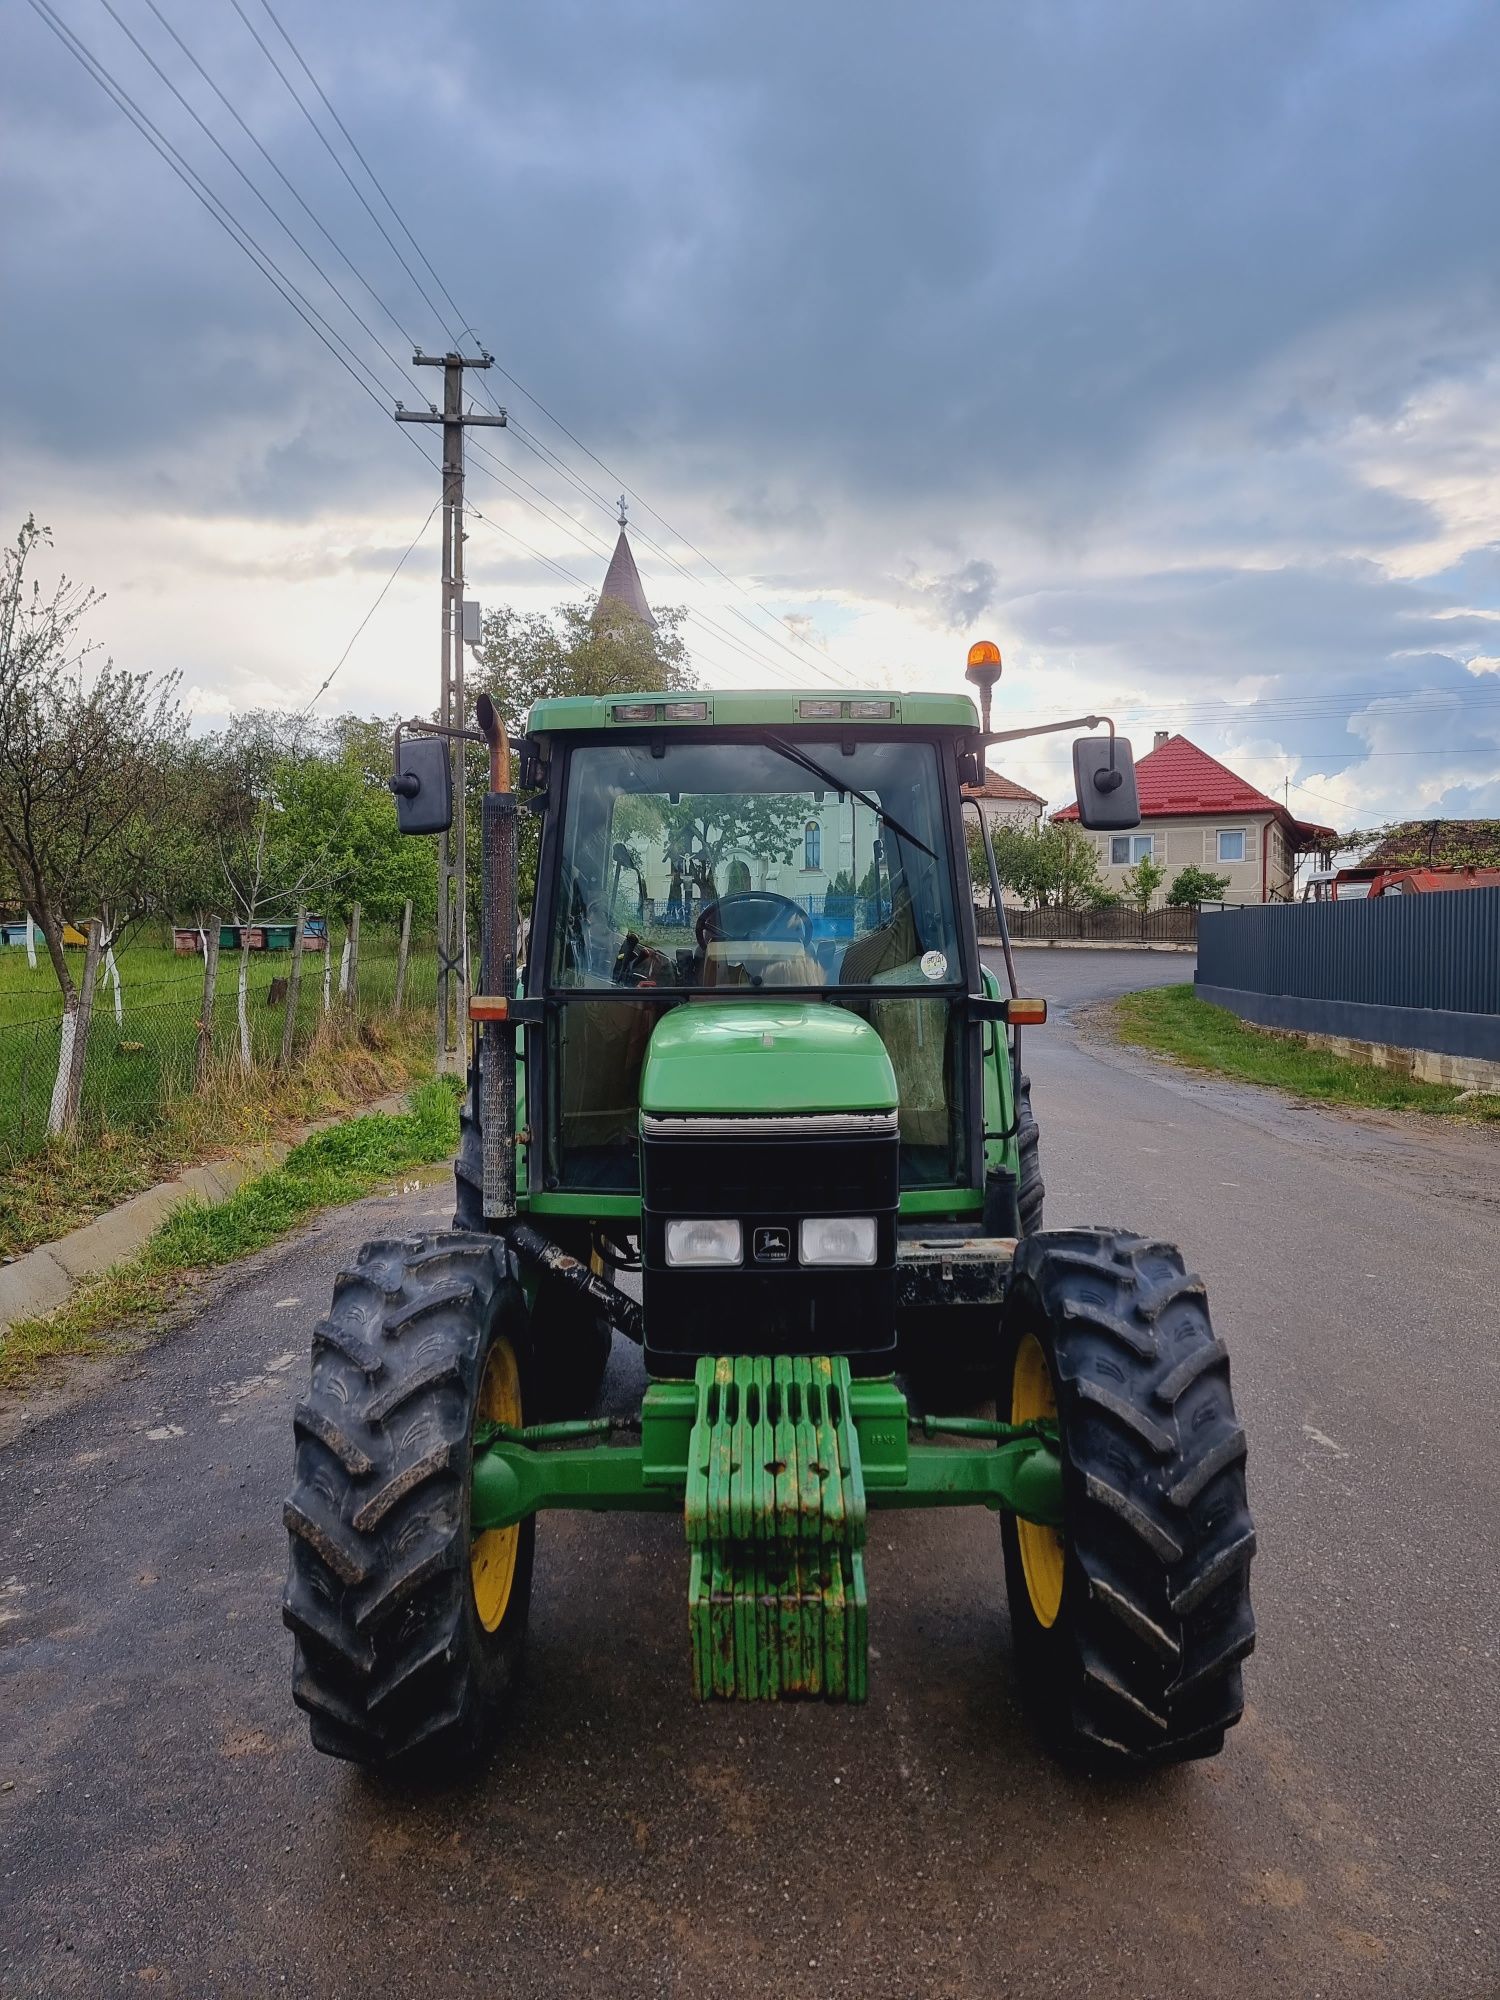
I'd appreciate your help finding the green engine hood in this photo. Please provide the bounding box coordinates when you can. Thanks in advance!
[639,1003,898,1118]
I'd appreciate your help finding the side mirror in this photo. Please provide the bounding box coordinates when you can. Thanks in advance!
[1072,735,1140,831]
[390,735,452,835]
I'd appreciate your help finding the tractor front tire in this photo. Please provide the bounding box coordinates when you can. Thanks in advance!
[283,1233,535,1768]
[456,1050,612,1418]
[1000,1227,1255,1766]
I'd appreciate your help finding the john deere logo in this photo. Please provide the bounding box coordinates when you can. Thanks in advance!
[753,1227,791,1264]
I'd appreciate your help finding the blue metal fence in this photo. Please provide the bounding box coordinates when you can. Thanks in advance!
[1196,890,1500,1061]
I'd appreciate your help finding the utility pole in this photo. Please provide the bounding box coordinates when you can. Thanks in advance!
[397,353,506,1069]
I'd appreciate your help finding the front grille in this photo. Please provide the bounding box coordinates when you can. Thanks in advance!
[640,1113,900,1375]
[642,1111,897,1216]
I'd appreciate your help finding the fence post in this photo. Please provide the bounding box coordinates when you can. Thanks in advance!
[61,920,103,1133]
[280,906,306,1070]
[394,898,412,1012]
[346,903,361,1010]
[196,919,220,1089]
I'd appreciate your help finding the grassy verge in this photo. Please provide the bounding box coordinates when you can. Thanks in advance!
[1110,984,1500,1119]
[0,1078,460,1392]
[0,1011,441,1262]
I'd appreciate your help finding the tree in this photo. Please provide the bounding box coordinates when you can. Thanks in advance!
[657,794,807,903]
[1123,852,1166,915]
[190,723,323,1066]
[277,715,435,926]
[1167,864,1230,907]
[966,819,1105,911]
[473,597,692,748]
[0,518,187,1131]
[1343,818,1500,871]
[0,517,186,1004]
[471,596,693,915]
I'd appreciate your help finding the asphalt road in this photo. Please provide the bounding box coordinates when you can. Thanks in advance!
[2,948,1497,1999]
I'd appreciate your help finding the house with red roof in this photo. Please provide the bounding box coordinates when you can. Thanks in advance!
[961,763,1046,832]
[1054,732,1337,905]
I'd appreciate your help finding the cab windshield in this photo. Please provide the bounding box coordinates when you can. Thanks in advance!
[548,737,962,993]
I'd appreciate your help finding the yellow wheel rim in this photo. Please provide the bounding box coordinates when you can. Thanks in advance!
[471,1337,522,1632]
[1012,1331,1065,1628]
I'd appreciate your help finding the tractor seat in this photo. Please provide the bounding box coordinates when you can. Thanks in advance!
[700,942,824,988]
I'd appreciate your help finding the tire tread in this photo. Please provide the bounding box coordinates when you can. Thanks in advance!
[1001,1226,1256,1766]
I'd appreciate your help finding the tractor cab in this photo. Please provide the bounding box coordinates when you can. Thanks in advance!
[525,696,977,1203]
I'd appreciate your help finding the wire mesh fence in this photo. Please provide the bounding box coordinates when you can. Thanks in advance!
[0,918,440,1167]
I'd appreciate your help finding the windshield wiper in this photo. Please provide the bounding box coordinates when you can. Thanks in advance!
[763,734,936,860]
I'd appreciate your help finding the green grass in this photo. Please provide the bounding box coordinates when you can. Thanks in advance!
[0,927,437,1167]
[0,1009,443,1261]
[0,1078,461,1391]
[1111,984,1500,1119]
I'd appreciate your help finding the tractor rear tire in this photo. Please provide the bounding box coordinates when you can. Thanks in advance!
[455,1050,612,1418]
[999,1227,1255,1766]
[283,1232,535,1768]
[1016,1072,1045,1235]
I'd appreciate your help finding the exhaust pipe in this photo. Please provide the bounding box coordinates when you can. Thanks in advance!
[475,694,517,1220]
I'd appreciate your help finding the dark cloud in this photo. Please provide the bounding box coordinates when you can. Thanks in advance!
[6,0,1499,506]
[3,0,1500,831]
[921,559,1000,630]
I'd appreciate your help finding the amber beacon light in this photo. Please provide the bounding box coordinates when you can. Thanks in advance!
[964,639,1003,731]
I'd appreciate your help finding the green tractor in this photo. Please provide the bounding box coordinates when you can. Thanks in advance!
[283,648,1254,1768]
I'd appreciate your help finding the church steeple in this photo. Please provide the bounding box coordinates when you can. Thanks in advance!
[593,495,655,629]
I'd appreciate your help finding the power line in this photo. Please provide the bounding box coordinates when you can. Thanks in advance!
[465,503,592,590]
[464,431,834,684]
[462,506,807,686]
[238,0,852,684]
[1275,746,1500,759]
[138,0,424,357]
[255,0,474,339]
[299,495,442,715]
[24,0,405,419]
[466,435,615,560]
[1006,681,1500,729]
[1283,776,1355,809]
[25,1,713,693]
[458,449,822,685]
[95,0,427,406]
[476,369,851,680]
[499,413,849,683]
[225,0,458,340]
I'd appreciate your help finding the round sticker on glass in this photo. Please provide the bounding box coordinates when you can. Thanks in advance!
[920,949,948,981]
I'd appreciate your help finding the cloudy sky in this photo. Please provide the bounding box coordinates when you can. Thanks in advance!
[4,0,1499,824]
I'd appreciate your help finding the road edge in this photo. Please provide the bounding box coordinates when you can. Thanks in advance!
[0,1089,413,1336]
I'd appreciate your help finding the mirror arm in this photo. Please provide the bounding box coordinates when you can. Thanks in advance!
[395,717,487,747]
[983,714,1115,758]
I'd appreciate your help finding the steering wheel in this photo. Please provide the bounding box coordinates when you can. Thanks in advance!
[695,891,812,949]
[610,932,674,988]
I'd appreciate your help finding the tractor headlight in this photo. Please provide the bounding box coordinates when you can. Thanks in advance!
[664,1219,743,1268]
[798,1217,877,1267]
